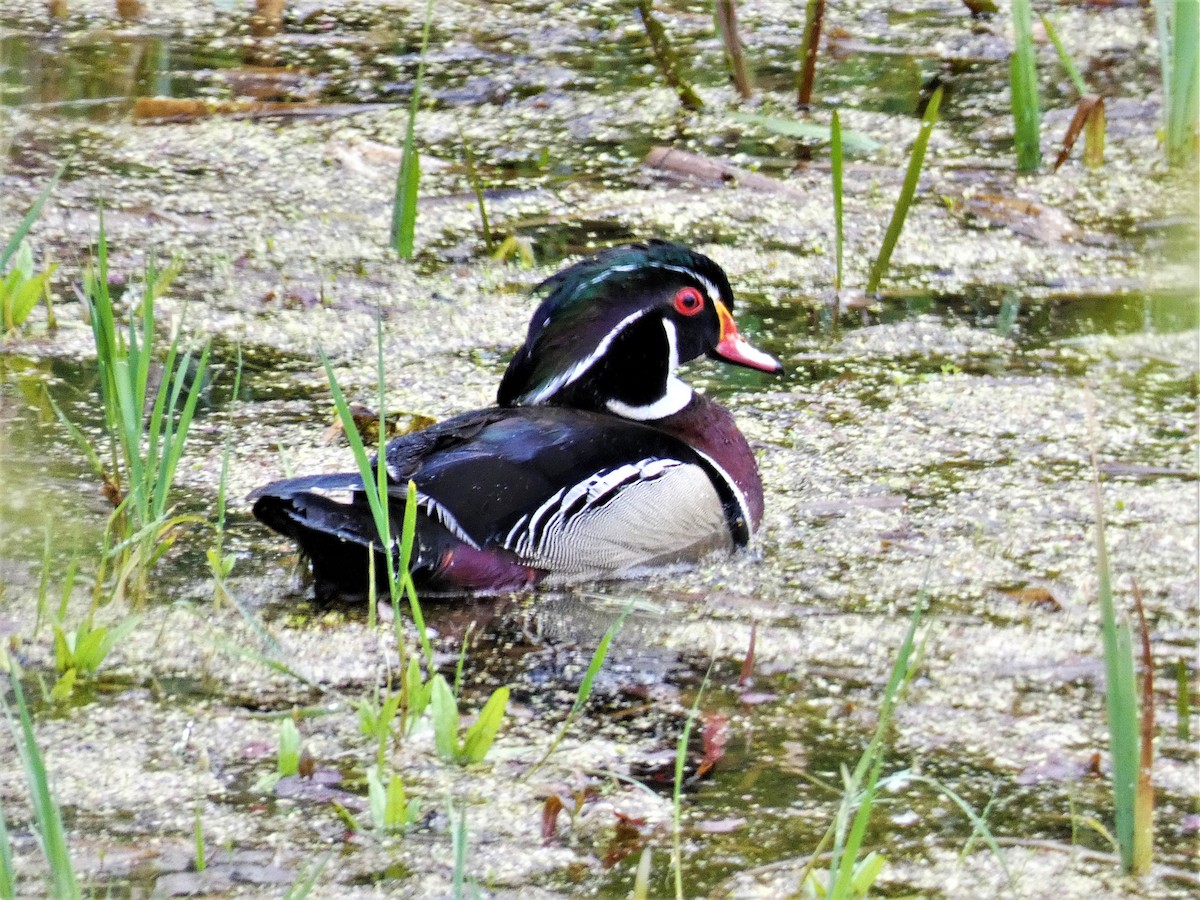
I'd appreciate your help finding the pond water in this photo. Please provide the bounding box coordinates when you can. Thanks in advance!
[1,1,1197,897]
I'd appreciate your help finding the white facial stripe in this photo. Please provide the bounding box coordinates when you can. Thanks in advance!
[521,308,648,405]
[578,262,723,306]
[662,318,680,374]
[521,259,727,405]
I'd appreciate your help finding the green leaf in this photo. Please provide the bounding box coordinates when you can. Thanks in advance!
[0,157,69,272]
[429,674,459,761]
[729,111,881,153]
[0,796,16,900]
[52,625,72,674]
[366,767,405,831]
[1010,0,1042,171]
[404,658,431,733]
[461,686,509,763]
[8,269,53,330]
[865,87,942,294]
[277,719,301,776]
[49,669,77,704]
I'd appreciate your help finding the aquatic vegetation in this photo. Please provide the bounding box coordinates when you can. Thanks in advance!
[277,717,302,777]
[800,603,924,899]
[797,0,825,106]
[429,673,509,765]
[366,768,419,833]
[715,0,753,100]
[1041,15,1105,170]
[492,234,536,267]
[0,801,12,900]
[527,602,632,775]
[0,159,66,274]
[461,133,494,252]
[1177,659,1192,742]
[358,681,403,771]
[1156,0,1199,166]
[1009,0,1042,171]
[865,87,943,294]
[50,614,140,702]
[63,216,211,605]
[1089,454,1153,875]
[636,0,704,111]
[831,110,844,293]
[192,805,206,873]
[0,667,79,899]
[672,664,712,900]
[321,319,432,667]
[391,0,435,256]
[208,348,242,605]
[1,243,56,337]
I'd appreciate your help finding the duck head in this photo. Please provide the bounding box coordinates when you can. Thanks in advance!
[497,240,782,420]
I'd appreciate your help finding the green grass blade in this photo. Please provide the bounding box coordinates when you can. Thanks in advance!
[0,157,69,271]
[0,798,15,900]
[391,0,435,255]
[826,599,925,898]
[284,851,331,900]
[461,686,509,763]
[1177,659,1192,742]
[154,344,211,519]
[1040,15,1088,96]
[2,670,79,900]
[527,601,633,775]
[866,87,942,294]
[1166,0,1199,165]
[320,352,387,541]
[672,662,712,900]
[903,774,1011,883]
[831,110,844,291]
[460,132,493,251]
[451,804,468,900]
[1090,459,1139,871]
[1010,0,1042,171]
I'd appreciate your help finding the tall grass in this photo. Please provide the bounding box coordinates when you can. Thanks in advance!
[830,110,844,293]
[1089,455,1152,875]
[865,87,942,294]
[1010,0,1042,171]
[671,663,712,900]
[320,314,431,668]
[817,603,923,898]
[0,158,68,272]
[391,0,435,256]
[1,668,79,899]
[1156,0,1199,166]
[64,213,210,604]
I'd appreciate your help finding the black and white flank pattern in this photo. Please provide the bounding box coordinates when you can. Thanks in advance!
[502,457,731,577]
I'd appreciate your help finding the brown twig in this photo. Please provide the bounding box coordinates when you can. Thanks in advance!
[797,0,825,106]
[715,0,753,100]
[636,0,704,111]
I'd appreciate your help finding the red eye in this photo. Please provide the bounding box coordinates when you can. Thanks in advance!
[673,286,704,316]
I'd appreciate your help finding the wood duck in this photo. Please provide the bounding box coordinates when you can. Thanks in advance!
[250,240,782,597]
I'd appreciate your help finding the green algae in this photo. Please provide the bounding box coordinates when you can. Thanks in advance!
[0,0,1197,896]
